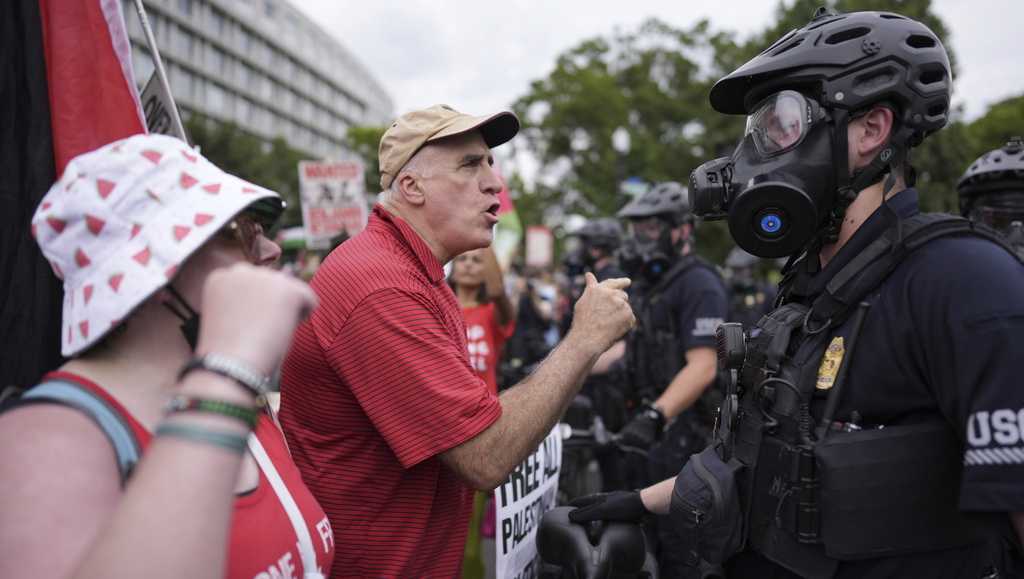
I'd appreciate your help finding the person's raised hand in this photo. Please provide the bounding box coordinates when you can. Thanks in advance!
[195,263,317,376]
[570,272,634,355]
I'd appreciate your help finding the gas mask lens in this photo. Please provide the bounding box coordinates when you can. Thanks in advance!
[745,90,812,157]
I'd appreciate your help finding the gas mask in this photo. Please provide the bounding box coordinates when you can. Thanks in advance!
[690,90,840,258]
[562,236,587,278]
[970,192,1024,258]
[618,218,676,282]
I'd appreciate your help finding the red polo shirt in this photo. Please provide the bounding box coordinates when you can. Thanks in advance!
[280,205,502,578]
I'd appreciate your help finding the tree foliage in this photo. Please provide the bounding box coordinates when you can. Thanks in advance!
[345,125,388,194]
[185,115,307,227]
[509,0,1001,262]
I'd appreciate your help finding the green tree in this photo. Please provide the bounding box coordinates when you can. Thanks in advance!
[965,94,1024,156]
[345,125,388,194]
[185,115,307,227]
[511,18,744,261]
[512,0,965,261]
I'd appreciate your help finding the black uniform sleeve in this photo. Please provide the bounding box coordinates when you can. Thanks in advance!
[909,237,1024,512]
[671,266,728,352]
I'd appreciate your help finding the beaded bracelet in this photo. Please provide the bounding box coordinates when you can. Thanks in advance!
[165,395,260,429]
[154,423,249,455]
[178,354,271,408]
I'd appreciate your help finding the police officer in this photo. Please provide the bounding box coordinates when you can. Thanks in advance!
[614,181,728,576]
[959,137,1024,258]
[562,218,628,335]
[576,218,628,281]
[724,246,777,329]
[568,8,1024,579]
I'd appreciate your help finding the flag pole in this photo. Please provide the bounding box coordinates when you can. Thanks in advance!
[130,0,188,142]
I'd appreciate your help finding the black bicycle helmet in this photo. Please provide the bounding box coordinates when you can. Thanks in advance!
[958,137,1024,212]
[616,181,692,226]
[575,217,623,251]
[710,8,951,143]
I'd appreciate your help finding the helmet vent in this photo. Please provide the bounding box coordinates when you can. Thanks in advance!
[770,36,802,56]
[879,13,907,20]
[825,26,870,45]
[906,34,936,49]
[771,37,805,56]
[927,103,948,117]
[763,29,797,55]
[919,68,946,85]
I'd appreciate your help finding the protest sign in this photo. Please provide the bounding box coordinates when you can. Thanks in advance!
[495,426,562,579]
[140,72,189,143]
[297,160,367,250]
[525,226,553,269]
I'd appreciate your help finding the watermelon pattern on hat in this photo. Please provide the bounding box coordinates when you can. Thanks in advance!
[32,134,282,357]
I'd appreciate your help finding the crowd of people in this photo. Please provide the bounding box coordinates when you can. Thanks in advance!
[1,6,1023,579]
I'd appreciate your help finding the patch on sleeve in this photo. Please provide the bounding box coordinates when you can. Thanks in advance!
[693,317,723,337]
[964,409,1024,465]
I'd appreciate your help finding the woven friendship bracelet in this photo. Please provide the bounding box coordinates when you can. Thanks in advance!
[154,423,249,455]
[165,395,260,429]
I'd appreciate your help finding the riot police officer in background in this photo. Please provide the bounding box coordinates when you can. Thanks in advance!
[568,8,1024,579]
[959,137,1024,258]
[724,247,777,329]
[573,218,628,282]
[562,218,628,335]
[614,181,728,577]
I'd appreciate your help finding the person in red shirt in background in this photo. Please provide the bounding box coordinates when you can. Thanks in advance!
[451,247,514,396]
[451,246,513,579]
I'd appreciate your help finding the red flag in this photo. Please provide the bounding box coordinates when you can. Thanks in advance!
[39,0,146,175]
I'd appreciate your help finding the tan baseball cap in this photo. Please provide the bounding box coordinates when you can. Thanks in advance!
[378,104,520,189]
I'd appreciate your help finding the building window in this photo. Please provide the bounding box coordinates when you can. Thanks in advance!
[208,46,225,76]
[210,7,227,37]
[132,44,155,86]
[208,83,226,115]
[236,98,251,124]
[259,74,272,100]
[236,63,250,88]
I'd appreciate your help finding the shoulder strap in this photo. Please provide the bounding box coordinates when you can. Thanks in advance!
[807,213,1022,330]
[18,381,140,486]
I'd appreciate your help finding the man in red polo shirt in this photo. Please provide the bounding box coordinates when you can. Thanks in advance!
[279,104,635,578]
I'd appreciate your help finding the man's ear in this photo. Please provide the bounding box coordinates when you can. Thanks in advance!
[395,173,427,207]
[850,105,895,169]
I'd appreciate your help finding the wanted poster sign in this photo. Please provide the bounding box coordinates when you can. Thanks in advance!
[297,160,367,250]
[495,426,562,579]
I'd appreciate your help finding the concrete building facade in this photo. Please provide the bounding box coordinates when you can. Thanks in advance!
[122,0,394,160]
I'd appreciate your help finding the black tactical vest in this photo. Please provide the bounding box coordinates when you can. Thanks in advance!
[625,255,721,405]
[720,213,1021,578]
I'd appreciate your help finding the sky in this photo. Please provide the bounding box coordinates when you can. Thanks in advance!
[291,0,1023,121]
[289,0,1023,185]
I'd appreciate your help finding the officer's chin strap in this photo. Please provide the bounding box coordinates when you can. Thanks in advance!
[785,114,914,308]
[817,108,914,249]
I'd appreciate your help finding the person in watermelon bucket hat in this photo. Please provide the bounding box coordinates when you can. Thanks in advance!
[0,134,335,579]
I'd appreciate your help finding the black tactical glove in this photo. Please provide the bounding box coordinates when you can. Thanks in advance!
[569,491,648,524]
[617,404,665,449]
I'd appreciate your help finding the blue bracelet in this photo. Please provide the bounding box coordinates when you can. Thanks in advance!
[154,423,248,455]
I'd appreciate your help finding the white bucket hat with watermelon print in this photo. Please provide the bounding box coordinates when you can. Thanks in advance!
[33,133,283,357]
